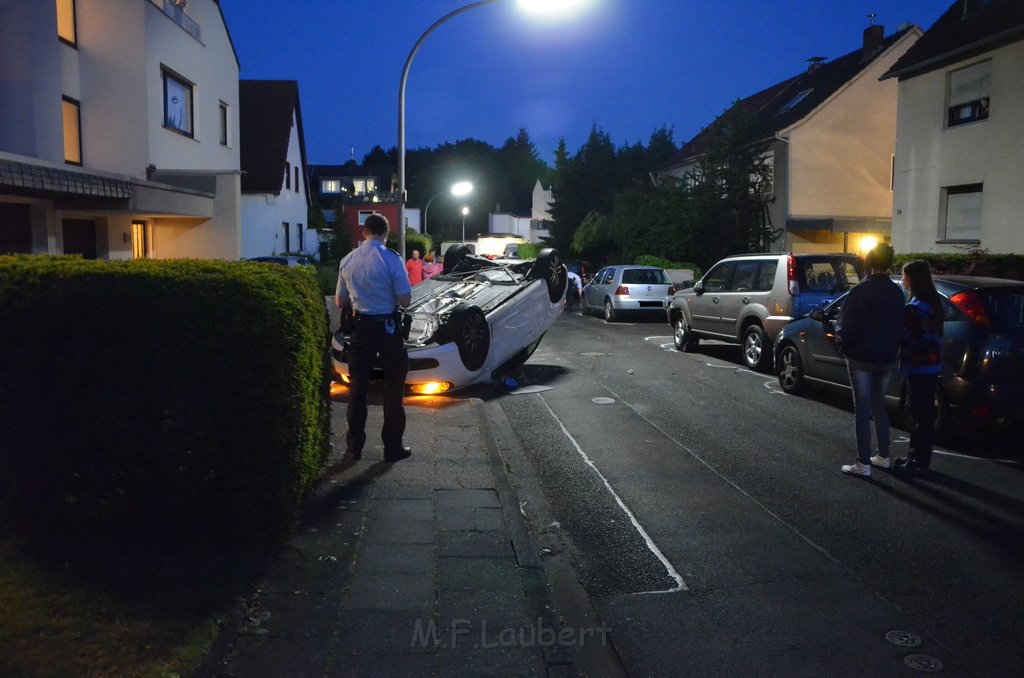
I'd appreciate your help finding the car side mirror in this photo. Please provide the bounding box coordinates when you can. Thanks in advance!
[693,280,705,295]
[809,308,824,322]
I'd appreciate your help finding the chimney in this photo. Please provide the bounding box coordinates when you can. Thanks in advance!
[863,15,884,60]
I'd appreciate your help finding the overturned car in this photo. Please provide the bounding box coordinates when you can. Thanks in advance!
[331,245,568,394]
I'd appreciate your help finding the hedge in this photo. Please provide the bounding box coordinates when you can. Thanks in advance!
[893,252,1024,281]
[0,256,331,547]
[634,255,703,280]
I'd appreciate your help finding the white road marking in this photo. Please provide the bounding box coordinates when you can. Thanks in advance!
[537,396,687,594]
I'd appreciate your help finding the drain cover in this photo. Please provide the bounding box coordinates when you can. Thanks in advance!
[591,397,616,405]
[904,654,943,673]
[884,630,922,647]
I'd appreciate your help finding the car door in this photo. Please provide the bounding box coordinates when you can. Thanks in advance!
[588,268,615,308]
[806,296,850,385]
[690,261,735,336]
[717,259,763,339]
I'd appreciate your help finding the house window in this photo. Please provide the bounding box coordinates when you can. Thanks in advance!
[56,0,77,46]
[298,225,304,252]
[294,167,299,193]
[62,96,82,165]
[778,89,812,114]
[357,210,380,225]
[321,179,340,193]
[163,70,193,136]
[285,162,291,190]
[941,184,982,242]
[282,222,290,251]
[947,61,990,127]
[219,102,229,146]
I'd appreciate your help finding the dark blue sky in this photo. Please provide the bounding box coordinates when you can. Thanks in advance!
[223,0,952,166]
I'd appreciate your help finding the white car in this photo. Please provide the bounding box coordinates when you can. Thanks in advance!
[331,246,568,394]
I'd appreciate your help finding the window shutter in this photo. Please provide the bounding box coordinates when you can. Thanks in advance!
[945,188,982,240]
[949,61,990,106]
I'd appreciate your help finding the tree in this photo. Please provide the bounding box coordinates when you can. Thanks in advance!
[686,101,779,263]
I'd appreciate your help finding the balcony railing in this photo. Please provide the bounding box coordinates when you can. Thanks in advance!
[158,0,201,41]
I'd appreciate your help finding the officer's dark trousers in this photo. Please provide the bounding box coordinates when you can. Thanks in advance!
[345,316,409,454]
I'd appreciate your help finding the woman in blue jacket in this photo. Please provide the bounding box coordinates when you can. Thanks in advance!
[895,260,944,473]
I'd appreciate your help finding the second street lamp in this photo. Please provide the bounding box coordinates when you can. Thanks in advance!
[423,181,473,238]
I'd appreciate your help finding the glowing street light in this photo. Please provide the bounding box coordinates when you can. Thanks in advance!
[397,0,589,257]
[423,181,474,238]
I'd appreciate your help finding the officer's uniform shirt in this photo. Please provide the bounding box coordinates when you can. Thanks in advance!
[336,239,412,314]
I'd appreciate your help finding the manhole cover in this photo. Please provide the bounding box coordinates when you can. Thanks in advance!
[884,630,922,647]
[904,654,943,673]
[591,397,616,405]
[579,351,607,357]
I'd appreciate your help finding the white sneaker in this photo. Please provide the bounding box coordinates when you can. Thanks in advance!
[841,461,872,478]
[870,455,892,469]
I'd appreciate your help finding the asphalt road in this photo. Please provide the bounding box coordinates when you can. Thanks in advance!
[475,308,1024,677]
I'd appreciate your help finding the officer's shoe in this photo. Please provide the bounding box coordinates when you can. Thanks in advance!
[384,446,412,462]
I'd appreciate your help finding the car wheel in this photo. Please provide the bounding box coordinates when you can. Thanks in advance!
[742,324,772,372]
[776,345,806,395]
[604,299,617,323]
[443,244,472,274]
[449,304,490,371]
[530,248,568,303]
[672,314,699,352]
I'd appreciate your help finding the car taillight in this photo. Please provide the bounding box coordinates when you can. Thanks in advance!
[949,290,991,326]
[787,254,799,296]
[615,285,629,295]
[668,286,676,295]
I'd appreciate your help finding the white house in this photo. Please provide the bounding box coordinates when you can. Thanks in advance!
[486,179,552,243]
[882,0,1024,254]
[0,0,242,260]
[239,80,315,258]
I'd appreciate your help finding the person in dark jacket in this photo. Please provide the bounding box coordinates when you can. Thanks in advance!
[894,259,944,473]
[836,244,905,478]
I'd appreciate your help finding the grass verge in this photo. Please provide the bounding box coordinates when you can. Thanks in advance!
[0,534,272,677]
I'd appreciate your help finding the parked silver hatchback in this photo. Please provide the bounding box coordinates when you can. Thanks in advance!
[667,253,863,371]
[582,265,675,322]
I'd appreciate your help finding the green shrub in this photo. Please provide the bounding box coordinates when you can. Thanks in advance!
[0,256,331,547]
[315,263,338,297]
[634,255,702,279]
[893,252,1024,280]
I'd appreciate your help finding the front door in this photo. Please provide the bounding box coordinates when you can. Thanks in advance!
[63,218,97,259]
[131,221,148,259]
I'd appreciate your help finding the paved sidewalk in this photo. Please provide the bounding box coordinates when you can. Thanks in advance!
[204,394,576,677]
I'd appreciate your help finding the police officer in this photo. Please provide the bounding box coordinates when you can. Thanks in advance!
[335,214,413,462]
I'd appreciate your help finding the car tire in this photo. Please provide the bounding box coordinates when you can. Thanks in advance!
[443,244,472,274]
[530,248,568,303]
[449,304,490,371]
[673,315,699,352]
[742,324,772,372]
[604,298,617,323]
[776,344,806,395]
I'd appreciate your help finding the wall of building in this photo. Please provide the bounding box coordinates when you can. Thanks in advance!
[785,31,918,223]
[891,40,1024,254]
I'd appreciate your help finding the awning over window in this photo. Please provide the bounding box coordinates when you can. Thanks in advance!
[0,159,132,199]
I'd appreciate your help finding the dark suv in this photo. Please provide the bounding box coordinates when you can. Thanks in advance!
[667,252,863,371]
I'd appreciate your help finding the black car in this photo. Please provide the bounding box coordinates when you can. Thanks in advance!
[774,275,1024,428]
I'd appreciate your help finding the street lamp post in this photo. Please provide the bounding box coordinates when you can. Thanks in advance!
[423,181,474,238]
[397,0,499,259]
[397,0,588,257]
[461,206,470,244]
